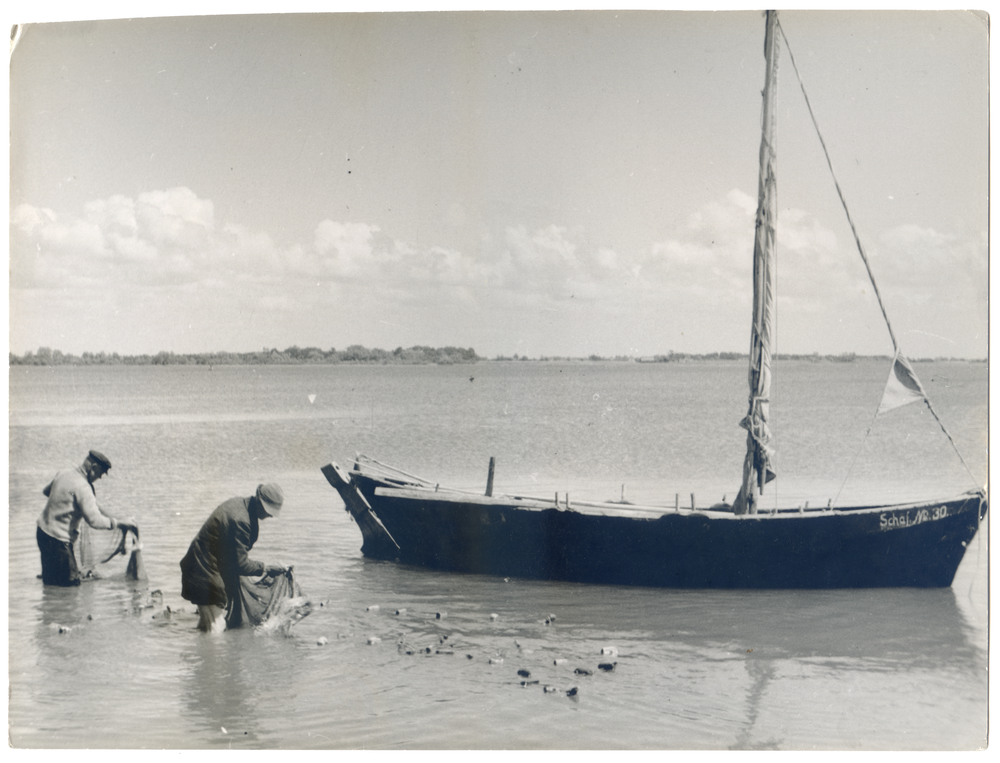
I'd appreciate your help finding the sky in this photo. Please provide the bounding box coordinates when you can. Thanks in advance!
[7,6,989,359]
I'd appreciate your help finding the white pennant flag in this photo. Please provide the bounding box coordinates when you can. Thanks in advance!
[877,352,926,416]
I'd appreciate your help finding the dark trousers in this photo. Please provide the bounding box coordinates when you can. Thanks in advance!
[37,527,82,586]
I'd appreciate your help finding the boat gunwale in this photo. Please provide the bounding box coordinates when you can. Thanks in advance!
[366,479,984,521]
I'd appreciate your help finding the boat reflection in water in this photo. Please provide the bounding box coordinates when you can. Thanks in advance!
[728,583,986,749]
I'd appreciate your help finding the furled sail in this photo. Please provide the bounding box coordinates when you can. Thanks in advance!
[734,10,779,516]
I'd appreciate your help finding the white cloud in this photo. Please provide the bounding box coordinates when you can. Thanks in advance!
[314,220,379,278]
[134,188,214,251]
[8,186,986,359]
[11,204,107,259]
[138,187,214,230]
[504,224,578,272]
[644,189,756,306]
[777,208,839,256]
[12,188,223,288]
[11,203,57,233]
[314,219,377,256]
[84,194,138,234]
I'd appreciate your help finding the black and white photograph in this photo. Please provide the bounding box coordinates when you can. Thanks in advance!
[7,4,989,750]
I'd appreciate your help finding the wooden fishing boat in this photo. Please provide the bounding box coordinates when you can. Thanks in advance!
[323,11,986,589]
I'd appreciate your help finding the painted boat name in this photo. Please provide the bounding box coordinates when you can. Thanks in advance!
[879,505,948,531]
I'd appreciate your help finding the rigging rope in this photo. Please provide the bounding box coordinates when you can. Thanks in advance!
[833,410,879,509]
[354,454,436,485]
[777,20,981,491]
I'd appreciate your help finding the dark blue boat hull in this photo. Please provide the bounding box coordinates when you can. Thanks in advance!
[330,467,986,589]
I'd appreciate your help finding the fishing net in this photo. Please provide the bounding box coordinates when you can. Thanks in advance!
[74,524,146,582]
[227,569,312,634]
[74,522,109,576]
[77,525,308,632]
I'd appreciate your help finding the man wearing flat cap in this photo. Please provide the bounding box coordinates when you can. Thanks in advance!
[36,450,138,586]
[179,483,289,633]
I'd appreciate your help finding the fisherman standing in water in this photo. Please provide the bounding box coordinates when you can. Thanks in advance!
[36,450,138,586]
[179,483,289,633]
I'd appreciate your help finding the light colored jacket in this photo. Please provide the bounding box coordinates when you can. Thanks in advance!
[37,466,114,543]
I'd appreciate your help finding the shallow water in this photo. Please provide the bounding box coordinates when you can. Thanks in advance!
[7,360,988,749]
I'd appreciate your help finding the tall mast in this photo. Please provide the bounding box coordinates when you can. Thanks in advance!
[733,10,779,516]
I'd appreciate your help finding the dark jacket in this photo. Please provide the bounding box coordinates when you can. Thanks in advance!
[180,496,265,607]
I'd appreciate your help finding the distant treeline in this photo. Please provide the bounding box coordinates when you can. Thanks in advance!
[9,346,983,367]
[497,351,982,363]
[495,351,747,361]
[9,345,481,366]
[497,351,877,362]
[641,352,893,363]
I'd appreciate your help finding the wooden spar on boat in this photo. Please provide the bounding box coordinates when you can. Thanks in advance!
[734,10,779,516]
[485,457,496,497]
